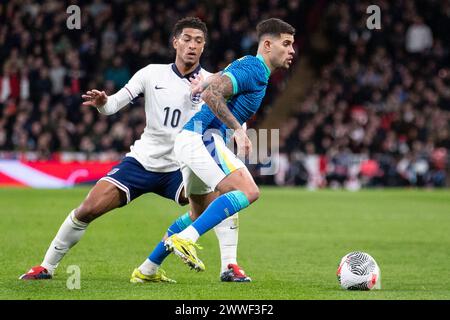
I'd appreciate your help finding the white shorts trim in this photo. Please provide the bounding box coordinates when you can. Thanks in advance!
[174,181,185,204]
[99,177,131,204]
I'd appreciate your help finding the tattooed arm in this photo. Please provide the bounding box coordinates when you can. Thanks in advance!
[190,72,241,129]
[201,75,241,129]
[200,75,252,156]
[190,72,222,96]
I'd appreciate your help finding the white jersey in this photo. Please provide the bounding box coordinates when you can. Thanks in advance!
[97,64,212,172]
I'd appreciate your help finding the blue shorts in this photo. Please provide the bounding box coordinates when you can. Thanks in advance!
[99,157,184,205]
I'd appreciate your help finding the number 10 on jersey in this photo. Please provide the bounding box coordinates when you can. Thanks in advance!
[163,107,181,127]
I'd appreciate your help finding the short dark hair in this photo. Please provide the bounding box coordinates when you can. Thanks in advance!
[172,17,208,41]
[256,18,295,41]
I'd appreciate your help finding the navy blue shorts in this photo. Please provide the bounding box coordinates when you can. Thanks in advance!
[100,157,184,204]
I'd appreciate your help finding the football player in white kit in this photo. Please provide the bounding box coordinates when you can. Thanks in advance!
[20,17,250,283]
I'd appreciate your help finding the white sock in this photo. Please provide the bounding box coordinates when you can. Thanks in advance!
[178,225,200,243]
[41,210,88,274]
[214,214,239,273]
[138,259,159,276]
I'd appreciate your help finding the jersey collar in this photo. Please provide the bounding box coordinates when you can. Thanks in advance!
[171,63,202,79]
[256,54,271,79]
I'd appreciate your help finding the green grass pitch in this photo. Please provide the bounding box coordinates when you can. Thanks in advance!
[1,187,449,300]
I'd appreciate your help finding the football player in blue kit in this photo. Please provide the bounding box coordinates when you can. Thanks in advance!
[161,18,296,271]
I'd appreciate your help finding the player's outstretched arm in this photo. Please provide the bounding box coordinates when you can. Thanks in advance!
[81,86,135,116]
[201,75,252,156]
[83,66,146,115]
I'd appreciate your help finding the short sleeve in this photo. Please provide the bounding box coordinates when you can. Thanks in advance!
[223,57,263,95]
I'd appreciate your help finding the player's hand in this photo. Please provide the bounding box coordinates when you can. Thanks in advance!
[234,127,252,157]
[189,73,206,95]
[231,123,247,143]
[82,89,108,108]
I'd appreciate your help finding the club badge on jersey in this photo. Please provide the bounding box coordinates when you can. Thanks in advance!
[189,71,203,109]
[190,91,202,110]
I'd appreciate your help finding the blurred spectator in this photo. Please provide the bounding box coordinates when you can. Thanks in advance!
[49,57,66,96]
[104,57,130,90]
[405,15,433,53]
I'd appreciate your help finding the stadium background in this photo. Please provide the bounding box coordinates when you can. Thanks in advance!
[1,0,448,189]
[1,0,450,302]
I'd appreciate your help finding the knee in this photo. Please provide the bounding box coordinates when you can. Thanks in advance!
[76,198,102,223]
[243,185,259,204]
[75,182,124,223]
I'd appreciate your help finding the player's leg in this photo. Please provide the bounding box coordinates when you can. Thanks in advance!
[138,154,218,273]
[135,187,250,281]
[185,193,252,281]
[176,190,249,280]
[132,168,216,281]
[132,190,218,282]
[166,171,257,272]
[20,180,125,280]
[132,171,190,282]
[178,167,258,243]
[214,213,251,282]
[165,131,257,271]
[20,157,144,280]
[190,192,251,281]
[41,180,126,269]
[175,130,258,241]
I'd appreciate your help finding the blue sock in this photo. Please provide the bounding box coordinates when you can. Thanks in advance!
[191,190,250,236]
[148,212,193,265]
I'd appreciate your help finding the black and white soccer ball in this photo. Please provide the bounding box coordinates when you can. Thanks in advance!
[337,251,381,290]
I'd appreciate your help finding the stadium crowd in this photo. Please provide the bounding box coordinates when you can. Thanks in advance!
[262,0,449,188]
[0,0,449,188]
[0,0,309,158]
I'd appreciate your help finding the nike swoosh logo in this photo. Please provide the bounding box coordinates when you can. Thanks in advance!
[54,246,65,251]
[155,85,166,90]
[230,226,238,230]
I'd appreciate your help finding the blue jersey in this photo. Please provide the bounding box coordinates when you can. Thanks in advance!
[184,55,271,138]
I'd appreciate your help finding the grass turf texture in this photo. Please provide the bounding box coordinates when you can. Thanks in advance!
[1,187,449,300]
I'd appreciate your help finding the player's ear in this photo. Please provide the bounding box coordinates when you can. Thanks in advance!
[172,36,178,50]
[263,39,272,52]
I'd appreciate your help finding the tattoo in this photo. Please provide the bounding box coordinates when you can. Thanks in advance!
[201,75,241,130]
[201,72,221,91]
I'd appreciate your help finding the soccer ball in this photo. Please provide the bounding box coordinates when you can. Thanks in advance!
[337,251,381,290]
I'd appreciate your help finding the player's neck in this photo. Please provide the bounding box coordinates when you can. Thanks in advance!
[174,60,199,76]
[257,52,275,73]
